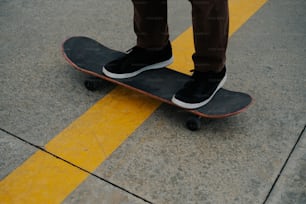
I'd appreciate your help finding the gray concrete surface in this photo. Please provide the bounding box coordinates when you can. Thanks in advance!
[1,0,134,147]
[1,0,306,203]
[266,129,306,204]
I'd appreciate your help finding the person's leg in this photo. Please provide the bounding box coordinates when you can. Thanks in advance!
[133,0,169,48]
[191,0,229,72]
[103,0,173,79]
[172,0,229,109]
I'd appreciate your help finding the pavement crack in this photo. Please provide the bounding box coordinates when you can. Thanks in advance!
[1,128,45,150]
[262,124,306,204]
[0,127,153,204]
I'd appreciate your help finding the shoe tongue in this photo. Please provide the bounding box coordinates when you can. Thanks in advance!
[145,47,163,51]
[192,70,207,80]
[126,46,143,54]
[192,69,225,80]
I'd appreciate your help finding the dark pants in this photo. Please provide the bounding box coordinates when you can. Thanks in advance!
[132,0,229,72]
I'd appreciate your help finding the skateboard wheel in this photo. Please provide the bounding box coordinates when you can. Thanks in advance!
[186,116,201,131]
[84,80,98,91]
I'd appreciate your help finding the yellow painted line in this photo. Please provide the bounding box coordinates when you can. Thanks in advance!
[0,151,88,203]
[169,0,268,74]
[0,0,267,203]
[0,87,160,203]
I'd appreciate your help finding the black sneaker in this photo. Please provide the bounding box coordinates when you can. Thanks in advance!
[172,67,227,109]
[102,42,173,79]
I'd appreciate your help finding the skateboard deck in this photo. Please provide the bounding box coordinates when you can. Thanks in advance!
[62,36,252,130]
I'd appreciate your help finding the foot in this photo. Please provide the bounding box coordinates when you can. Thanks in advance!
[172,67,227,109]
[102,42,173,79]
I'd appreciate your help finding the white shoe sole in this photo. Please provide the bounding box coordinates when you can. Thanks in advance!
[171,74,227,109]
[102,56,174,79]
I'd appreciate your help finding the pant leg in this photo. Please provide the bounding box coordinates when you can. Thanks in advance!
[190,0,229,72]
[132,0,169,48]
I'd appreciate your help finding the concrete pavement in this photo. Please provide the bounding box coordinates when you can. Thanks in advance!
[1,0,305,203]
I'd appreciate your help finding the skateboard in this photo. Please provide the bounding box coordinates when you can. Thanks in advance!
[62,36,252,130]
